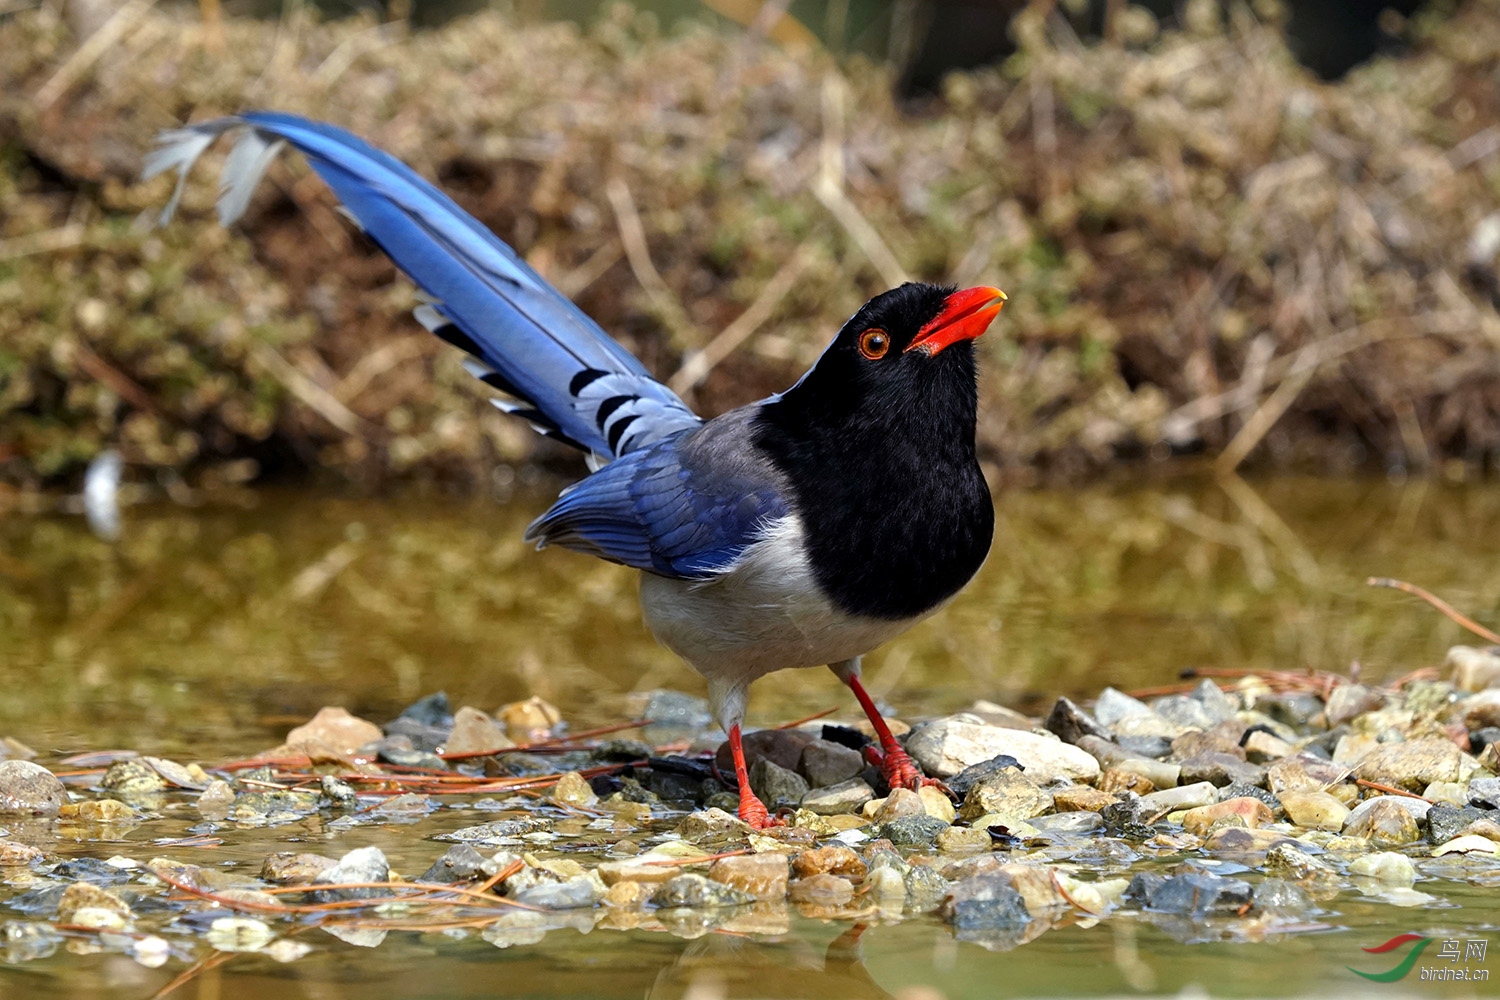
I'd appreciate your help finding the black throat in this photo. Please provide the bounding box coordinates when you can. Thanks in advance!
[751,339,994,621]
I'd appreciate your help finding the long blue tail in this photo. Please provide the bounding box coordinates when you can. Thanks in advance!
[145,112,700,459]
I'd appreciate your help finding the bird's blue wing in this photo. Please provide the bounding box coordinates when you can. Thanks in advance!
[145,112,700,458]
[524,435,789,579]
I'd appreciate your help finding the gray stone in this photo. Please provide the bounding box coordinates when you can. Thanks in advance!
[1027,811,1104,835]
[436,817,552,843]
[1343,796,1427,846]
[1138,781,1219,814]
[1151,695,1217,731]
[1143,871,1252,916]
[311,846,390,902]
[799,778,875,815]
[0,761,64,817]
[958,768,1053,824]
[749,758,809,809]
[1218,781,1278,810]
[1428,805,1490,844]
[1117,735,1173,759]
[1469,776,1500,809]
[1075,736,1182,789]
[1251,878,1315,917]
[650,873,755,909]
[420,844,489,883]
[1044,697,1111,744]
[798,740,864,788]
[1093,687,1154,726]
[902,865,951,913]
[714,729,816,775]
[514,878,601,909]
[1353,738,1468,793]
[939,874,1032,930]
[878,815,950,847]
[1324,683,1384,726]
[904,718,1100,783]
[1178,752,1266,788]
[945,755,1025,800]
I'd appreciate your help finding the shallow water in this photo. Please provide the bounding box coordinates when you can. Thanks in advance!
[3,473,1500,998]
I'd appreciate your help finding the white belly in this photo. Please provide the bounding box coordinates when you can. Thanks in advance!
[638,515,922,691]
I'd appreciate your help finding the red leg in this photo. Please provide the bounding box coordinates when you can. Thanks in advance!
[727,723,781,830]
[843,673,942,794]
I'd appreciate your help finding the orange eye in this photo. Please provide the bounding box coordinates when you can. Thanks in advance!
[858,329,890,360]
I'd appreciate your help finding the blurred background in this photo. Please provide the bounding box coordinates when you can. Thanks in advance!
[3,0,1499,498]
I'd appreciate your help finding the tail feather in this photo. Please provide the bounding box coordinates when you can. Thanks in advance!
[146,112,700,459]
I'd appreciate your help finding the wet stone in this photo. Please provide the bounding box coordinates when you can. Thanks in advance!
[799,778,875,815]
[715,729,816,775]
[260,852,337,885]
[1218,780,1280,810]
[1343,797,1427,846]
[310,846,390,901]
[870,787,926,824]
[939,873,1032,930]
[1278,790,1349,831]
[793,845,867,880]
[196,779,235,817]
[1263,843,1337,883]
[1181,797,1273,836]
[799,739,864,788]
[1053,785,1119,813]
[1251,878,1315,917]
[419,844,488,883]
[709,854,788,900]
[514,878,601,909]
[206,916,274,952]
[100,759,167,797]
[935,826,993,853]
[0,761,64,817]
[789,873,854,906]
[374,738,447,770]
[52,857,131,886]
[749,758,809,809]
[445,706,513,755]
[1353,738,1467,792]
[1,921,61,963]
[1094,687,1155,726]
[1116,735,1174,760]
[1178,752,1265,788]
[1468,776,1500,809]
[905,719,1100,784]
[549,771,599,809]
[1427,804,1490,844]
[285,706,383,756]
[1139,782,1219,814]
[945,754,1025,801]
[0,840,42,865]
[1028,811,1104,836]
[56,882,131,924]
[903,865,951,913]
[676,807,751,841]
[651,873,755,909]
[1142,871,1253,917]
[1044,696,1111,745]
[879,815,950,847]
[437,817,552,844]
[957,768,1053,823]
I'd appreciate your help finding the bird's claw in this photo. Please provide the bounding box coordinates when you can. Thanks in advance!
[863,744,945,795]
[737,794,785,831]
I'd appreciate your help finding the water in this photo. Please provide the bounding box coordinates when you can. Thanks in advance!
[3,473,1500,998]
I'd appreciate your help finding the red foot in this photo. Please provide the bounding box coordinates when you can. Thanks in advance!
[863,744,946,795]
[737,791,784,831]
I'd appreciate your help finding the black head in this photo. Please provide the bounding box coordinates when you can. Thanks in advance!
[752,282,1005,620]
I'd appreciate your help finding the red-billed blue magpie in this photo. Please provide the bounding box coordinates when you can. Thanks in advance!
[147,113,1005,828]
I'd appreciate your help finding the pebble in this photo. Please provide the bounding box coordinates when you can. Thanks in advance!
[1433,835,1500,856]
[284,707,383,755]
[918,785,956,823]
[205,917,274,952]
[1178,752,1266,788]
[261,852,338,885]
[1263,843,1337,883]
[100,759,167,797]
[1139,871,1253,917]
[1348,852,1416,883]
[878,815,950,847]
[1459,689,1500,729]
[676,807,751,840]
[708,854,788,900]
[445,706,514,754]
[1242,730,1296,761]
[1099,769,1157,795]
[1044,696,1112,744]
[419,844,489,883]
[870,787,925,823]
[311,846,390,901]
[1200,827,1299,853]
[939,873,1032,929]
[1448,645,1500,691]
[798,739,864,788]
[196,779,236,817]
[1076,736,1181,788]
[1093,687,1154,726]
[1323,683,1385,726]
[1353,738,1469,792]
[0,761,65,816]
[57,883,132,925]
[650,873,755,908]
[749,758,809,809]
[789,873,854,906]
[1251,879,1314,917]
[1027,811,1104,836]
[1138,781,1219,814]
[1342,797,1427,846]
[1469,776,1500,809]
[496,696,562,742]
[957,768,1053,823]
[548,771,598,808]
[904,719,1100,783]
[1053,786,1119,812]
[59,799,135,822]
[792,845,867,880]
[1181,797,1273,835]
[1277,790,1350,831]
[514,878,601,909]
[799,778,875,815]
[0,840,43,865]
[944,754,1025,800]
[935,826,993,853]
[714,729,816,775]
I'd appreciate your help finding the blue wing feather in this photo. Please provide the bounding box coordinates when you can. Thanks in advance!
[146,112,700,459]
[525,434,788,579]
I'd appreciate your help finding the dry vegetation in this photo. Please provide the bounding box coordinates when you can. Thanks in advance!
[4,0,1500,493]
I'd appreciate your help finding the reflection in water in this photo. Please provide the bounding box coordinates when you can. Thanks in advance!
[3,474,1500,756]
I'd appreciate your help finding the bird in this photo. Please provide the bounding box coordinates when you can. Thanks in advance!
[146,113,1005,829]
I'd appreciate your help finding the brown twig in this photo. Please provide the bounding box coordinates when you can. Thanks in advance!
[1367,577,1500,644]
[1355,778,1431,803]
